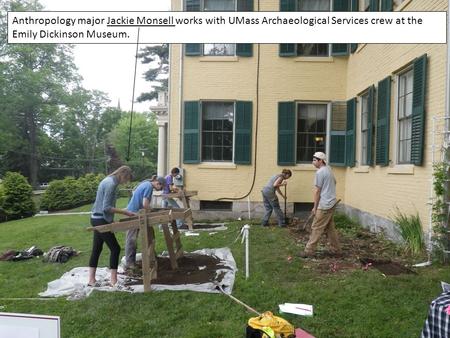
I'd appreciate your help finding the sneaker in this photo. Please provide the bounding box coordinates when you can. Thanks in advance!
[298,251,314,258]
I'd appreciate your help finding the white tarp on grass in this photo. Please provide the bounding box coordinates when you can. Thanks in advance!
[39,248,236,300]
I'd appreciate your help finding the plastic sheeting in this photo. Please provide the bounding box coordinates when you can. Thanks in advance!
[39,247,236,300]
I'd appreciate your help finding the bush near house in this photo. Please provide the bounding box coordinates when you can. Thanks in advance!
[0,171,35,221]
[40,174,104,211]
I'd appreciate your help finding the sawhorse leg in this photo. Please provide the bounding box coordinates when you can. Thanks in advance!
[141,218,157,292]
[161,220,184,270]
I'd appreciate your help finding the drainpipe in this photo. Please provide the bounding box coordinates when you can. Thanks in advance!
[178,40,184,168]
[444,0,450,259]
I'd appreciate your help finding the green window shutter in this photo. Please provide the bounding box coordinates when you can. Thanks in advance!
[278,102,296,165]
[333,0,350,11]
[376,76,391,166]
[333,1,350,55]
[279,44,296,57]
[279,0,295,56]
[332,44,349,56]
[350,44,358,53]
[351,0,359,11]
[411,54,427,166]
[185,44,201,56]
[330,102,347,166]
[185,0,200,11]
[183,101,200,163]
[234,101,253,164]
[346,98,356,167]
[366,86,375,166]
[237,0,253,11]
[370,0,379,11]
[280,0,296,11]
[236,44,253,57]
[381,0,393,11]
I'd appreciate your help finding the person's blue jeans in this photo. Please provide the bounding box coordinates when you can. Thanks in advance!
[162,198,183,227]
[261,192,285,226]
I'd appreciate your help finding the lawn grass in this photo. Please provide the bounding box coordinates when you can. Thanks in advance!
[0,208,449,337]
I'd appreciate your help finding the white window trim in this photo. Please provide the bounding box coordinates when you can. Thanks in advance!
[200,100,236,163]
[359,91,370,166]
[393,66,413,167]
[294,101,330,167]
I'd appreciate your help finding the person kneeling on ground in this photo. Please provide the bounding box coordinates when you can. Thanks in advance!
[261,169,292,227]
[124,175,166,272]
[299,152,342,258]
[88,166,135,287]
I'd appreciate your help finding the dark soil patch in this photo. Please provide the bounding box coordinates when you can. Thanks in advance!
[289,223,420,275]
[359,258,417,275]
[124,253,231,285]
[179,223,225,230]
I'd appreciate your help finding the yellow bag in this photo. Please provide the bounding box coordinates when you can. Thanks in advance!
[248,311,295,338]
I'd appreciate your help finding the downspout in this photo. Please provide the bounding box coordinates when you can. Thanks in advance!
[178,37,184,168]
[443,0,450,258]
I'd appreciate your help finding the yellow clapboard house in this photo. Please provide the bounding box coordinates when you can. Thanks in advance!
[164,0,447,240]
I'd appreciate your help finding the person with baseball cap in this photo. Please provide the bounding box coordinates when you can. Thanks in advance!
[124,175,166,272]
[299,152,342,258]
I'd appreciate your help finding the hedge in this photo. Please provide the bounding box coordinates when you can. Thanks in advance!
[40,173,104,211]
[0,172,36,220]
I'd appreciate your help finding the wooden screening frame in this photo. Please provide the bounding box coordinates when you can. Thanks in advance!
[87,208,193,291]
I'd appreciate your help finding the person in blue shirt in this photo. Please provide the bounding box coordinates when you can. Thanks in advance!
[88,166,135,287]
[124,175,166,270]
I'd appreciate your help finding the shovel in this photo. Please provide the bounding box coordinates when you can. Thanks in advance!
[284,184,289,225]
[297,199,341,232]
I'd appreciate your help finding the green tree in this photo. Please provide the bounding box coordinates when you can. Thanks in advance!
[108,112,158,179]
[136,44,169,102]
[0,0,79,187]
[50,88,122,175]
[1,171,35,220]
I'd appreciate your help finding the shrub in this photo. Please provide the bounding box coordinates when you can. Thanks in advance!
[392,208,425,256]
[40,174,104,211]
[0,183,6,222]
[0,172,36,220]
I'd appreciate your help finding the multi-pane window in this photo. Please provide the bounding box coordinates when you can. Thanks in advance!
[363,0,370,11]
[298,0,330,11]
[186,0,237,56]
[202,102,234,162]
[360,93,369,165]
[397,69,413,163]
[203,0,235,11]
[204,44,236,56]
[297,0,330,56]
[296,103,327,163]
[297,44,329,57]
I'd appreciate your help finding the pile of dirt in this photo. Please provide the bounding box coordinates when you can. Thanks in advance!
[124,253,231,285]
[289,224,420,275]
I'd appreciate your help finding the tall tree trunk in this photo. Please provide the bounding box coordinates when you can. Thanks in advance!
[26,110,38,188]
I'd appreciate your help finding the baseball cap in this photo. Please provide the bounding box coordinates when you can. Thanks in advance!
[313,152,327,162]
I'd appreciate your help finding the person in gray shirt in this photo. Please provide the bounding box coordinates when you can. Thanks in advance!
[299,152,342,258]
[88,166,136,287]
[261,169,292,227]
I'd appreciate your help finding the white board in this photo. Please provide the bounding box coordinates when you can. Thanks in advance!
[0,312,60,338]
